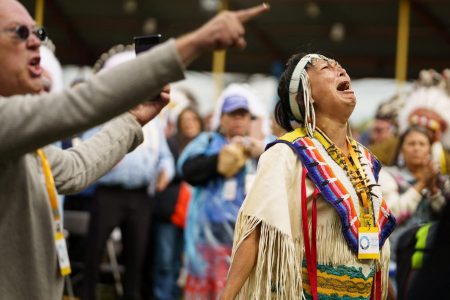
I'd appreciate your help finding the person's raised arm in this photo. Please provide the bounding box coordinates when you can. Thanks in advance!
[0,4,269,161]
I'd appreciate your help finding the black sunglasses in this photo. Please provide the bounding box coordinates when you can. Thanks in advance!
[2,25,47,42]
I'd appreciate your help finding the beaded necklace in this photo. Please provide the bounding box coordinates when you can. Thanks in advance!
[315,128,376,228]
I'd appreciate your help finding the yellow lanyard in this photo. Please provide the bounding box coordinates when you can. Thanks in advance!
[37,149,71,276]
[37,149,62,224]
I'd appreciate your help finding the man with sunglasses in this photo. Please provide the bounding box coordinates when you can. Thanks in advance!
[0,24,46,40]
[0,0,269,299]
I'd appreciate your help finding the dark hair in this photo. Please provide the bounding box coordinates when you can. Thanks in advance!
[177,106,204,133]
[176,107,204,152]
[393,125,433,165]
[274,53,310,131]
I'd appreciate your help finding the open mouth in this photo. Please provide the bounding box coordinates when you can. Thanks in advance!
[29,56,41,67]
[336,80,351,92]
[28,56,42,77]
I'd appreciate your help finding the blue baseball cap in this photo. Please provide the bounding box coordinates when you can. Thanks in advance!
[221,95,250,114]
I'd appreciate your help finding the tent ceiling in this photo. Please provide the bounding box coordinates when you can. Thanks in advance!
[21,0,450,78]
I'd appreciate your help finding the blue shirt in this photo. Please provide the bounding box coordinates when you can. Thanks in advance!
[84,117,174,192]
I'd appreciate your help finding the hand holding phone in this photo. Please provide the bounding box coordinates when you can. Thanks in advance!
[132,34,166,102]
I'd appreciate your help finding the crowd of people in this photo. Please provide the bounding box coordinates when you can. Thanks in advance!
[1,1,449,300]
[0,1,269,299]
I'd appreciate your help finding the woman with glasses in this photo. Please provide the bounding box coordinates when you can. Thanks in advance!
[221,53,397,300]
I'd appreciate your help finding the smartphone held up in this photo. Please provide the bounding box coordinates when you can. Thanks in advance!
[134,34,161,55]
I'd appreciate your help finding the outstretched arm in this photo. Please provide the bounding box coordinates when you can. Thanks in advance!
[0,4,269,161]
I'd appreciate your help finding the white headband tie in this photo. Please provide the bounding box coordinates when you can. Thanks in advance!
[288,53,329,137]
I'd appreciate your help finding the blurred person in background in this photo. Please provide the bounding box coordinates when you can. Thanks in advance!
[150,105,204,300]
[393,70,450,300]
[39,41,63,94]
[0,0,270,298]
[382,126,446,229]
[408,195,450,300]
[160,87,198,138]
[210,83,272,144]
[367,113,398,166]
[178,88,264,300]
[81,49,175,300]
[379,125,448,299]
[370,118,395,146]
[373,69,450,171]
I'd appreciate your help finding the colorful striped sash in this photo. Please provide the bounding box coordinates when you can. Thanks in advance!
[267,128,396,254]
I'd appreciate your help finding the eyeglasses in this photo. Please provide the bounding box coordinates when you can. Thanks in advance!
[0,25,47,42]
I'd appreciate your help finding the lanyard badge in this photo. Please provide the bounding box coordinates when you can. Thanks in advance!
[340,138,383,298]
[37,149,72,276]
[358,226,380,259]
[346,142,380,260]
[55,230,71,276]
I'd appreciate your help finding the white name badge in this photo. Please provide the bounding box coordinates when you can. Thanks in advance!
[358,227,380,260]
[55,232,71,276]
[223,179,238,201]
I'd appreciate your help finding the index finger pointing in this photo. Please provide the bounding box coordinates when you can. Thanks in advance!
[235,3,270,23]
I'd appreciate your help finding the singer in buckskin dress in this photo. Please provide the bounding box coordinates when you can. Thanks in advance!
[221,54,397,300]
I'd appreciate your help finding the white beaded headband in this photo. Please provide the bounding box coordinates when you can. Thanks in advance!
[288,53,330,136]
